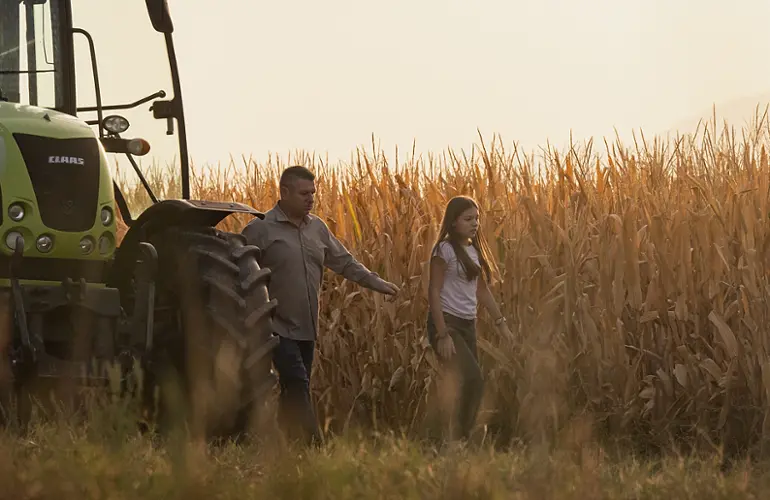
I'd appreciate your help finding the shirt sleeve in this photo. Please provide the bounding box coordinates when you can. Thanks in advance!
[241,218,266,263]
[320,221,380,287]
[432,241,453,263]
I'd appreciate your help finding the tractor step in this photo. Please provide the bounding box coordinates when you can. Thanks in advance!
[30,352,114,386]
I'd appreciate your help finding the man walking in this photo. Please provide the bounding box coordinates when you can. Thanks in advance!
[242,165,399,445]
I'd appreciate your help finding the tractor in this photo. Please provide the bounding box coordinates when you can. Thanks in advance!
[0,0,279,440]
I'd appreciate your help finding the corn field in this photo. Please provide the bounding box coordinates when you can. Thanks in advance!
[115,113,770,457]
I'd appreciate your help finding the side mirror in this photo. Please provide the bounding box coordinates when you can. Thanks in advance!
[145,0,173,34]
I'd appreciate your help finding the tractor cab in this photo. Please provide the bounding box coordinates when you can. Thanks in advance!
[0,0,189,222]
[0,0,70,110]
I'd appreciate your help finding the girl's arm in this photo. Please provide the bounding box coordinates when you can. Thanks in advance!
[428,255,448,337]
[477,274,506,326]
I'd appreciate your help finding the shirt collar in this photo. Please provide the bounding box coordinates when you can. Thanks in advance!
[267,202,311,226]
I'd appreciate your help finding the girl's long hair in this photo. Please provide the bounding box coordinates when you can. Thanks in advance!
[431,196,498,282]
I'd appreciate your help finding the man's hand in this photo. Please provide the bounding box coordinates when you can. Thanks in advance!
[371,277,400,296]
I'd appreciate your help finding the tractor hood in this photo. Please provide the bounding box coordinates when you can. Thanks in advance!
[0,100,115,238]
[0,102,95,140]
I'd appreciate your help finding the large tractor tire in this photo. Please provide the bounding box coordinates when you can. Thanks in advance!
[138,225,279,442]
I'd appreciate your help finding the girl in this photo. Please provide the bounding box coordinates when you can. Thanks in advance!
[427,195,511,442]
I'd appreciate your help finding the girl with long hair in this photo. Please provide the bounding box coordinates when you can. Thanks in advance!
[427,195,511,442]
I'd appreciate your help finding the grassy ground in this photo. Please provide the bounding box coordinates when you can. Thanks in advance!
[0,388,767,499]
[2,418,769,499]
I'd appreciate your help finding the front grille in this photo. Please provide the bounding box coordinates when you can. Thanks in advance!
[0,256,107,283]
[12,133,100,232]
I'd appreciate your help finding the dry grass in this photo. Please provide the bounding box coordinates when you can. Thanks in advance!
[110,111,770,459]
[5,400,770,499]
[0,376,767,500]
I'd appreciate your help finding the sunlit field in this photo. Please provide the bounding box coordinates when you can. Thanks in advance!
[7,113,770,497]
[120,114,770,456]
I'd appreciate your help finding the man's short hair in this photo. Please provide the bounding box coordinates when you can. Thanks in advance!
[279,165,315,189]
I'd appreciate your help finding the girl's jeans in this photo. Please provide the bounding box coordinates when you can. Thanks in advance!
[426,311,484,441]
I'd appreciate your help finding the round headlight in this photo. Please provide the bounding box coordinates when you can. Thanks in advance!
[103,114,130,134]
[5,231,23,250]
[36,234,53,253]
[79,236,95,254]
[98,234,113,255]
[8,203,24,222]
[100,207,113,226]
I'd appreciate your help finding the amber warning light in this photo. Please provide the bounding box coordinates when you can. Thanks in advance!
[127,138,151,156]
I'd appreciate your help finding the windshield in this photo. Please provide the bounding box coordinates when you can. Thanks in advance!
[71,0,179,216]
[1,0,181,218]
[0,0,66,109]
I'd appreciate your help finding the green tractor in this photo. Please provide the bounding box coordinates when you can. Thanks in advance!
[0,0,279,440]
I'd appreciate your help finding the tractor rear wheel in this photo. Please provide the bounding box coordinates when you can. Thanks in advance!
[140,225,279,442]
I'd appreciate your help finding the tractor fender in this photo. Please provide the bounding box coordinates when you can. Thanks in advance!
[107,199,264,289]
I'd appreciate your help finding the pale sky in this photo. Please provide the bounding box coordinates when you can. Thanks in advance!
[64,0,770,169]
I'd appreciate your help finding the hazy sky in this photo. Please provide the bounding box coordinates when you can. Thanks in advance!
[65,0,770,168]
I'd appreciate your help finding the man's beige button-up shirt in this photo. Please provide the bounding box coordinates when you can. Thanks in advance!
[242,203,380,341]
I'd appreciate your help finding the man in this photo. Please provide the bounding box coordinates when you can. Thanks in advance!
[242,165,399,445]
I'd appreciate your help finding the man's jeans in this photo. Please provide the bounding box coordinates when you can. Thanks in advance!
[272,335,321,445]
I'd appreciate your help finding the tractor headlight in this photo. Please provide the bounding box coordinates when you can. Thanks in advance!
[103,114,130,134]
[8,203,24,222]
[79,236,95,254]
[36,235,53,253]
[100,207,113,226]
[5,231,23,250]
[98,234,113,255]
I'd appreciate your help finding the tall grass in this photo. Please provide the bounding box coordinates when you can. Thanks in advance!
[114,111,770,458]
[6,401,770,499]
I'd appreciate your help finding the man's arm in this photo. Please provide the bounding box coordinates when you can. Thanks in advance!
[321,222,398,295]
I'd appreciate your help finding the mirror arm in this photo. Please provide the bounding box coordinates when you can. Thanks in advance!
[77,90,166,113]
